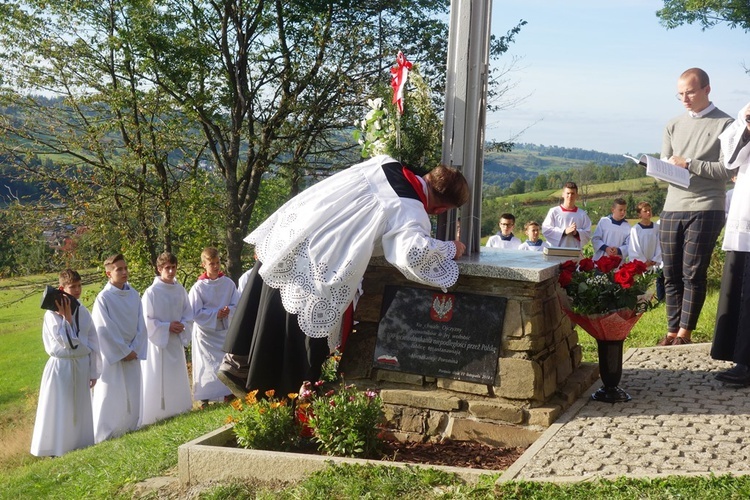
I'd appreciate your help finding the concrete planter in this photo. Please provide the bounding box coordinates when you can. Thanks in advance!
[178,425,498,486]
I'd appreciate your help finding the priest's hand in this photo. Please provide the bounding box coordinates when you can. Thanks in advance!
[123,350,137,362]
[453,240,466,259]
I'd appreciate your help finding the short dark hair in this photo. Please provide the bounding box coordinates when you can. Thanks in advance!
[427,165,470,208]
[563,182,578,192]
[499,213,515,224]
[613,198,627,207]
[201,247,220,263]
[103,253,125,271]
[156,251,178,270]
[636,201,652,212]
[59,269,81,287]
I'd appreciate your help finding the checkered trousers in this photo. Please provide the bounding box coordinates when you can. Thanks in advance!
[659,210,725,332]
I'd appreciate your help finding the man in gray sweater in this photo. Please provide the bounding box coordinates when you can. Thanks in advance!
[657,68,734,346]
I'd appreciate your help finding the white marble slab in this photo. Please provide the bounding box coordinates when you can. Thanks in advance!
[371,247,567,283]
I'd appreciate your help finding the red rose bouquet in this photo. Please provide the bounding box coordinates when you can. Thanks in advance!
[557,255,657,341]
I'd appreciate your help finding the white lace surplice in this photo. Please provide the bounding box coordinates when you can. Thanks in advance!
[246,155,458,348]
[721,104,750,252]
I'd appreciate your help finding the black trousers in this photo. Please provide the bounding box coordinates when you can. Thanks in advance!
[711,251,750,364]
[222,261,329,396]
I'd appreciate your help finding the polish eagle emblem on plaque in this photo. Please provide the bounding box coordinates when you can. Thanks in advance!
[430,293,454,322]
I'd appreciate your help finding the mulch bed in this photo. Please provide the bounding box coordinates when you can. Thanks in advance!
[224,436,525,471]
[380,439,525,471]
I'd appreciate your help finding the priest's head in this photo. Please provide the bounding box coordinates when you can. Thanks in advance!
[423,165,469,215]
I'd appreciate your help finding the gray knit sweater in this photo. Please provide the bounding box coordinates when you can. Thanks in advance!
[661,107,734,212]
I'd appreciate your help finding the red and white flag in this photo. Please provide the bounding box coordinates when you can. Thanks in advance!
[390,51,412,115]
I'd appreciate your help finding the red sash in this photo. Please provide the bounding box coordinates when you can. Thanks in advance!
[401,167,428,210]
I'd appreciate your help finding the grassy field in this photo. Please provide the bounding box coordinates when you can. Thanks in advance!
[0,273,738,499]
[489,177,663,206]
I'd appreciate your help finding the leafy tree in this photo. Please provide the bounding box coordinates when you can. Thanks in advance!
[532,173,549,192]
[506,178,526,195]
[0,1,525,279]
[0,1,206,278]
[657,0,750,32]
[0,1,446,279]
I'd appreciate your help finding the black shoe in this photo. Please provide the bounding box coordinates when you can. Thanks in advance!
[715,364,750,386]
[217,369,249,400]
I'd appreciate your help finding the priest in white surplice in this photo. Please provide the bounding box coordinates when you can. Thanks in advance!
[218,155,469,399]
[140,252,194,425]
[711,102,750,385]
[31,269,101,457]
[91,254,147,443]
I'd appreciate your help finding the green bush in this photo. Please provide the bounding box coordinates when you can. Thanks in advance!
[229,390,299,452]
[707,234,726,289]
[306,383,384,458]
[228,382,386,459]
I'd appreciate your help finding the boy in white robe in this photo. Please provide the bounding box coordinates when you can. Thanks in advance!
[30,269,101,457]
[517,221,550,252]
[591,198,631,262]
[189,247,239,405]
[91,254,147,443]
[486,213,522,249]
[629,201,664,301]
[542,182,592,249]
[140,252,194,425]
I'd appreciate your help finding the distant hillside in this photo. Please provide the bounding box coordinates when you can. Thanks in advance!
[482,143,629,189]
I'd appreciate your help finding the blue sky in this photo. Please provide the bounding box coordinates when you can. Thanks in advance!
[486,0,750,155]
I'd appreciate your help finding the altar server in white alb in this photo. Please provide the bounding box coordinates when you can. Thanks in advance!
[629,201,665,301]
[542,182,592,249]
[628,201,662,268]
[91,254,147,443]
[485,213,522,249]
[189,247,239,405]
[517,221,551,252]
[30,269,101,457]
[591,198,631,261]
[140,252,194,425]
[217,155,469,400]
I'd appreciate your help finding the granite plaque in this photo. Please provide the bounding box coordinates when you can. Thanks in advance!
[373,285,506,384]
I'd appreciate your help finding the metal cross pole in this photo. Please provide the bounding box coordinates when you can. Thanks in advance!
[437,0,493,255]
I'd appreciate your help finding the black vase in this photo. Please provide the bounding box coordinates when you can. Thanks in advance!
[591,339,631,403]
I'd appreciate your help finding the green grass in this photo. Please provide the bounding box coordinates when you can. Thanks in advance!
[0,273,742,499]
[489,177,663,206]
[0,406,228,499]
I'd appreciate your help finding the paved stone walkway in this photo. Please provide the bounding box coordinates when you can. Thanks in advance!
[500,343,750,482]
